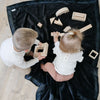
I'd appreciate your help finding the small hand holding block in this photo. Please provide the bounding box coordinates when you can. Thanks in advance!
[34,43,49,58]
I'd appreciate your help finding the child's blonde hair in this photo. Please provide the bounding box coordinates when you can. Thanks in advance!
[59,29,83,53]
[12,28,38,51]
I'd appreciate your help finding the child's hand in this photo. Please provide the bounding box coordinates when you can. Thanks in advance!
[37,53,46,60]
[51,31,60,42]
[38,42,43,46]
[53,31,60,42]
[38,56,45,60]
[41,64,48,72]
[51,31,59,38]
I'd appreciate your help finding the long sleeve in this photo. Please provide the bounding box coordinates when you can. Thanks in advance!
[14,58,39,69]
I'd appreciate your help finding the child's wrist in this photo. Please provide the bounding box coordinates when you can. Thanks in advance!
[54,38,58,42]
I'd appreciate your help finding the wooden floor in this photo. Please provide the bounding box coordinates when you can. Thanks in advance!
[0,0,100,100]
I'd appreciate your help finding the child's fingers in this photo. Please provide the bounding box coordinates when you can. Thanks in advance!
[38,56,45,60]
[38,42,42,46]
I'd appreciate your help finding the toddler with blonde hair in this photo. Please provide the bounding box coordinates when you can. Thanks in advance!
[41,29,84,82]
[0,28,45,69]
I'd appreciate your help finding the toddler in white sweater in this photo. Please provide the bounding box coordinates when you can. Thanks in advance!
[0,28,45,69]
[41,29,84,82]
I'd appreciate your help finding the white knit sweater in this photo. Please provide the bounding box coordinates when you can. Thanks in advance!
[0,37,40,69]
[53,41,84,75]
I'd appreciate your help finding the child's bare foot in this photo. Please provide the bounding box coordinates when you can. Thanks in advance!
[41,64,47,72]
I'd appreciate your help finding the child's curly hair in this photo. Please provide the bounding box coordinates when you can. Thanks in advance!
[59,29,83,53]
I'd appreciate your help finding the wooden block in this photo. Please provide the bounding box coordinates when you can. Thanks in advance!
[34,43,49,58]
[59,33,65,37]
[56,7,69,17]
[50,17,55,24]
[37,22,42,28]
[72,12,87,22]
[51,32,64,37]
[89,50,98,59]
[79,24,92,32]
[51,32,59,36]
[63,26,71,32]
[54,19,63,26]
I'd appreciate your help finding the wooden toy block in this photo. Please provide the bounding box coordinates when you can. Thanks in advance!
[59,33,65,37]
[72,12,87,22]
[54,19,63,26]
[51,32,64,37]
[50,17,55,24]
[56,7,69,17]
[79,24,92,33]
[63,26,71,32]
[34,43,49,58]
[37,22,42,28]
[89,50,98,60]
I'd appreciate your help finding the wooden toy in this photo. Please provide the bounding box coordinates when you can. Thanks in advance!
[56,7,69,17]
[54,19,63,26]
[51,32,64,37]
[79,24,92,32]
[63,26,71,32]
[37,22,42,28]
[50,17,55,24]
[34,43,49,58]
[89,50,98,59]
[72,12,87,22]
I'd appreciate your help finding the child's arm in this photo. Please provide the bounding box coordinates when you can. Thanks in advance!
[14,54,45,69]
[41,63,74,82]
[52,32,59,43]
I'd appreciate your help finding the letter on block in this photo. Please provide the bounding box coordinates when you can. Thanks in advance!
[80,24,92,33]
[56,7,69,17]
[50,17,55,24]
[63,26,71,32]
[37,22,43,28]
[34,43,49,58]
[54,19,63,26]
[72,12,87,22]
